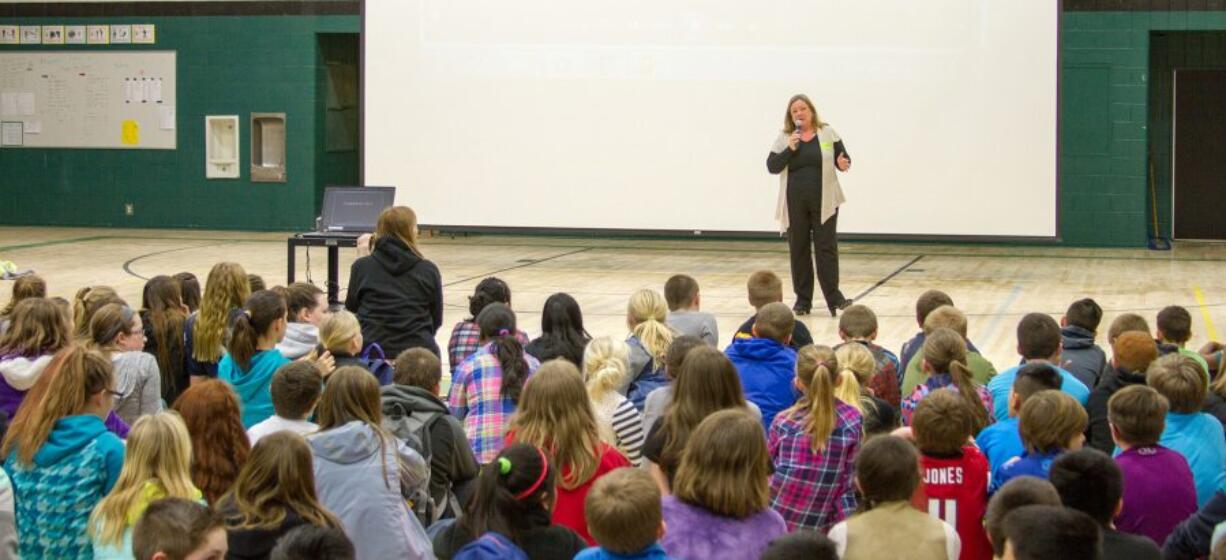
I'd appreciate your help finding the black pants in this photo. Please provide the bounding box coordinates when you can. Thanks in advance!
[787,186,845,310]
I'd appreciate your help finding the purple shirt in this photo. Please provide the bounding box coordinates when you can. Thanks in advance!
[1114,444,1198,546]
[660,496,786,560]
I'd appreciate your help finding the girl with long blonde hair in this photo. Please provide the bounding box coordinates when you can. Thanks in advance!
[90,411,201,559]
[3,346,126,559]
[219,431,341,559]
[87,303,164,424]
[901,328,992,433]
[834,343,899,436]
[0,297,73,419]
[768,344,863,532]
[582,337,646,466]
[509,359,631,545]
[187,262,249,383]
[308,366,432,560]
[345,205,443,357]
[623,289,674,410]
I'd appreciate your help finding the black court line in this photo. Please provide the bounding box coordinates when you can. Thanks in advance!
[443,247,595,288]
[121,243,229,281]
[852,255,925,302]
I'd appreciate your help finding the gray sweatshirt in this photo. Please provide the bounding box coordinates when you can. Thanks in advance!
[666,310,719,347]
[111,351,163,425]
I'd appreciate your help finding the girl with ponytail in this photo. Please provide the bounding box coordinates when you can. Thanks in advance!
[901,327,992,433]
[624,289,674,411]
[447,277,529,373]
[219,290,290,428]
[834,343,899,436]
[3,346,126,559]
[448,303,541,463]
[582,336,646,466]
[433,443,587,559]
[768,344,863,532]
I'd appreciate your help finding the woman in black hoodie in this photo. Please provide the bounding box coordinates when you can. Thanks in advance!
[345,206,444,357]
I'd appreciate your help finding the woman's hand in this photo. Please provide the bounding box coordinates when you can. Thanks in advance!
[356,234,373,257]
[837,153,852,171]
[788,130,801,151]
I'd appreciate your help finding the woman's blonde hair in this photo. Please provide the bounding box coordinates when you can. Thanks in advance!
[374,206,423,258]
[834,343,876,414]
[673,409,771,519]
[582,336,630,403]
[922,328,989,434]
[782,94,827,133]
[319,310,361,355]
[221,431,340,531]
[3,346,114,466]
[73,285,124,339]
[0,297,72,357]
[89,412,197,546]
[626,289,673,367]
[193,262,249,363]
[788,345,841,451]
[510,360,602,491]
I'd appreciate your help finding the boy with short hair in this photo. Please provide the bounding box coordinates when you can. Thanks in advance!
[734,271,812,350]
[984,477,1062,559]
[727,302,799,429]
[576,468,670,560]
[1060,298,1107,389]
[132,498,227,560]
[911,390,992,560]
[270,525,355,560]
[999,505,1101,560]
[899,290,956,379]
[1108,384,1197,546]
[991,390,1087,493]
[975,363,1061,485]
[663,274,718,347]
[900,305,998,396]
[245,361,322,444]
[1156,305,1212,380]
[760,532,838,560]
[1049,449,1162,559]
[834,304,902,407]
[383,347,479,521]
[986,313,1090,421]
[1146,353,1226,506]
[1084,331,1158,453]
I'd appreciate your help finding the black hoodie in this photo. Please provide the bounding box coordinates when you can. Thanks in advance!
[1086,365,1148,453]
[345,236,443,357]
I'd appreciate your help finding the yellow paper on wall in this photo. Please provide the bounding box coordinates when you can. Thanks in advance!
[121,120,139,145]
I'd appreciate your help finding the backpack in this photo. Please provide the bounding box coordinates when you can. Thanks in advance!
[383,395,454,526]
[359,343,395,385]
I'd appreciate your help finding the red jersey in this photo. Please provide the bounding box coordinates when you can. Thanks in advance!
[919,445,992,560]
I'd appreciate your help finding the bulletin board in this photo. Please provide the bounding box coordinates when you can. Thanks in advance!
[0,51,175,149]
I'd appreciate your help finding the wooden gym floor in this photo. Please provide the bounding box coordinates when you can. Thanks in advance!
[3,225,1226,378]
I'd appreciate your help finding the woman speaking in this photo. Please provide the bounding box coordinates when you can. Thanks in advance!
[767,94,853,317]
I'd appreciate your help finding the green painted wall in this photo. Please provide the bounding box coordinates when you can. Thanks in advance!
[1061,11,1226,246]
[0,14,359,230]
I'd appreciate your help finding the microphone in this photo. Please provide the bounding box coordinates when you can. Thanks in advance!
[794,119,804,134]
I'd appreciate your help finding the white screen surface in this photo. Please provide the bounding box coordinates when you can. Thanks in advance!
[364,1,1058,237]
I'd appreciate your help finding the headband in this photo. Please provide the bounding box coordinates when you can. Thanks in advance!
[509,447,551,501]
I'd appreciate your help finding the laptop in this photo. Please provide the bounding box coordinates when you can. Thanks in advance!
[303,186,395,237]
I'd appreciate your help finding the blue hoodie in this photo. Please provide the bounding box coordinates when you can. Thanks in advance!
[1161,411,1226,507]
[987,363,1089,422]
[5,414,125,559]
[219,348,290,429]
[725,337,798,429]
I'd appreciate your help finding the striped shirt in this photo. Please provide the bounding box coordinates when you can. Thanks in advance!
[591,391,646,467]
[448,343,541,463]
[769,401,863,532]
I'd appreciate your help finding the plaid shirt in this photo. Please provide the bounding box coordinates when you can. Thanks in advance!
[448,343,541,463]
[769,401,863,532]
[835,340,902,408]
[900,373,995,426]
[447,320,531,373]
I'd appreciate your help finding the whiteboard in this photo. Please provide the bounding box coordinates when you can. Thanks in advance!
[0,51,175,149]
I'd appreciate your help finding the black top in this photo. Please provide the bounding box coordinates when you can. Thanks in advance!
[432,510,587,560]
[1085,366,1148,454]
[141,309,188,405]
[735,316,814,351]
[863,394,899,437]
[344,236,443,357]
[220,503,310,560]
[642,422,674,486]
[525,334,588,368]
[765,135,849,191]
[1103,529,1161,560]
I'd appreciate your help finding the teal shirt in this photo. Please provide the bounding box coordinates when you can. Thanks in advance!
[219,349,290,429]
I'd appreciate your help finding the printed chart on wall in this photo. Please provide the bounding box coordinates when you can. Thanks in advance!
[0,50,175,149]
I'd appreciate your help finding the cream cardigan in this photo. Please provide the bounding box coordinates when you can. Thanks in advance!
[770,125,847,234]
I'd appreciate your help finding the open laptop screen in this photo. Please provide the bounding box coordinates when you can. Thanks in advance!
[321,186,395,233]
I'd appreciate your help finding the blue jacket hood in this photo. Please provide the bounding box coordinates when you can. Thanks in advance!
[34,414,110,467]
[726,337,796,363]
[1062,325,1097,350]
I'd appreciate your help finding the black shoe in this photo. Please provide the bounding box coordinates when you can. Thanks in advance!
[827,298,854,317]
[792,302,811,316]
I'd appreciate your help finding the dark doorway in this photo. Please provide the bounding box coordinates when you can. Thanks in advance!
[1174,69,1226,240]
[315,33,361,212]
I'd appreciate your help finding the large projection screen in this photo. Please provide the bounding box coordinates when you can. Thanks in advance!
[364,1,1058,237]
